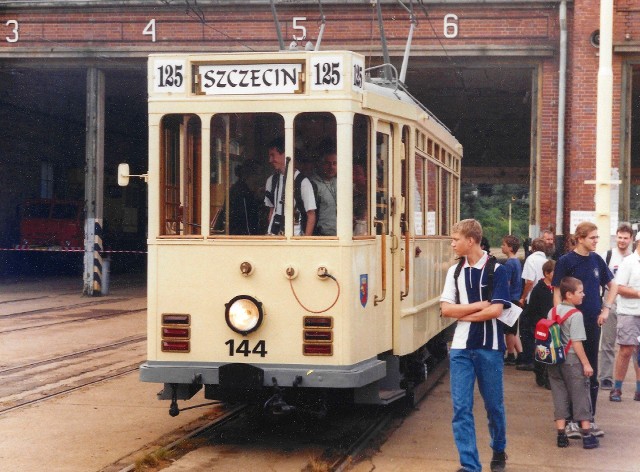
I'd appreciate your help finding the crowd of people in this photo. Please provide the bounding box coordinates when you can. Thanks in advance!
[440,219,640,472]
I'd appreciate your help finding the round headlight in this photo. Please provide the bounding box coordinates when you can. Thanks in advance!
[225,295,263,335]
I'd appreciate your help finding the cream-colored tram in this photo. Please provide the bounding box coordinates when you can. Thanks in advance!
[136,50,462,416]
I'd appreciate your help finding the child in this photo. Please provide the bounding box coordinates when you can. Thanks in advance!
[520,259,555,384]
[501,235,523,365]
[548,276,599,449]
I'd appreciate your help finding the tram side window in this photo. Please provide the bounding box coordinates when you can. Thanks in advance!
[353,114,370,236]
[414,156,425,235]
[160,114,201,236]
[210,113,282,236]
[440,169,450,235]
[425,160,438,235]
[293,113,336,236]
[376,133,390,235]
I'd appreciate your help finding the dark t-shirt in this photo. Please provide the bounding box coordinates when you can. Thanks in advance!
[551,251,613,321]
[504,257,523,301]
[520,279,554,328]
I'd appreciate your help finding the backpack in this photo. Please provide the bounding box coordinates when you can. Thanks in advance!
[454,255,497,304]
[534,306,578,365]
[268,171,318,235]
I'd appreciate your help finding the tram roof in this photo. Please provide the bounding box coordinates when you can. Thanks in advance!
[148,50,461,155]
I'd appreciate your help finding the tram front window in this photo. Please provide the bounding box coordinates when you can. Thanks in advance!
[160,114,201,236]
[210,113,282,236]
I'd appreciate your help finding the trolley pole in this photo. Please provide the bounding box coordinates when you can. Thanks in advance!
[587,0,619,252]
[83,68,106,296]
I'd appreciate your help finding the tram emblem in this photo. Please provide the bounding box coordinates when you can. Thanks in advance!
[360,274,368,307]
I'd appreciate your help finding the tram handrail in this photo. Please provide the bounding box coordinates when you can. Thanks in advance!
[374,220,386,306]
[400,230,410,300]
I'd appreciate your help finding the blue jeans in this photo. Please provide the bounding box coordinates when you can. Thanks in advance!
[450,349,507,472]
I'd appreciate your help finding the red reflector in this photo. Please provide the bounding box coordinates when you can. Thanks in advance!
[161,340,190,352]
[304,330,332,342]
[162,313,190,325]
[303,344,332,355]
[304,316,333,328]
[162,327,190,339]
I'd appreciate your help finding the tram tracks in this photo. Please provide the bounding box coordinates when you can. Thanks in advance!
[0,306,146,334]
[0,335,146,415]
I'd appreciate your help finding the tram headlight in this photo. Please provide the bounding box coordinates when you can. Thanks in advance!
[225,295,263,335]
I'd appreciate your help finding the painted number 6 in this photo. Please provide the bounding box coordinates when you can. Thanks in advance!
[443,14,458,39]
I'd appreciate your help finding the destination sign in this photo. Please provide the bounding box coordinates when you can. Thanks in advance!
[197,63,303,95]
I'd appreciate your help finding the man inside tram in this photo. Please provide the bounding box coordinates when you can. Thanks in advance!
[264,137,317,236]
[313,143,338,236]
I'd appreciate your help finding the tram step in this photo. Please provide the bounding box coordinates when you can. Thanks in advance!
[378,388,406,404]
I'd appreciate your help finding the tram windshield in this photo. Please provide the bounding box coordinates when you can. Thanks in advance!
[159,111,373,238]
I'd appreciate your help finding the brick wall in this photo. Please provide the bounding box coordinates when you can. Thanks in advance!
[2,1,636,234]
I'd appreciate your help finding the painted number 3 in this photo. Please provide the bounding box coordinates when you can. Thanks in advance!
[5,20,18,43]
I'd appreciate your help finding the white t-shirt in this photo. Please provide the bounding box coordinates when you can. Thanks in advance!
[614,251,640,316]
[265,170,317,235]
[522,251,547,302]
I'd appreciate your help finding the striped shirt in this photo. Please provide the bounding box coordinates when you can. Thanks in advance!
[440,252,511,350]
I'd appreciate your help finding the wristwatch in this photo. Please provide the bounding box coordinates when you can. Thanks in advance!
[602,302,612,309]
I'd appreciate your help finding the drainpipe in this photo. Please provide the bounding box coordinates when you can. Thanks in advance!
[591,0,616,253]
[555,0,567,239]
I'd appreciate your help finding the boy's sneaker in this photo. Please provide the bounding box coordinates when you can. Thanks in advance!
[557,431,569,448]
[609,388,622,402]
[582,433,600,449]
[600,378,614,390]
[565,421,581,439]
[490,451,507,472]
[590,422,605,437]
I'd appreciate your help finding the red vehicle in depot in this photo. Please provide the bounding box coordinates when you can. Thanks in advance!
[19,199,84,248]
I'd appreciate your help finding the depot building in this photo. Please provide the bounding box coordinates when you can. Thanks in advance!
[0,0,638,289]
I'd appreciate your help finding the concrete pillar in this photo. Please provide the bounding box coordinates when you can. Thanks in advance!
[83,68,105,295]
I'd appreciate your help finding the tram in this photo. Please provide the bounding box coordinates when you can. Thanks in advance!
[132,49,462,416]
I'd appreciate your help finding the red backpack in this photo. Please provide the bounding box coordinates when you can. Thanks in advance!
[534,307,579,365]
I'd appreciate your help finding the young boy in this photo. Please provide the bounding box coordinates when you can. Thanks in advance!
[501,235,523,365]
[520,259,555,383]
[548,277,599,449]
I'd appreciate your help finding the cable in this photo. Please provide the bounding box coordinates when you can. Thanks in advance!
[289,272,340,314]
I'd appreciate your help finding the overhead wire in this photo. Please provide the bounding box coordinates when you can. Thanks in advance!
[160,0,256,51]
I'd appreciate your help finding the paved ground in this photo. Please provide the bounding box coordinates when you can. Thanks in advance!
[1,274,639,472]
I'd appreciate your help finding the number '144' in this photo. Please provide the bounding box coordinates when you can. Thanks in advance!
[225,339,268,357]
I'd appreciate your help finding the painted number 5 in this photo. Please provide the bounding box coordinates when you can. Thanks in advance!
[6,20,19,43]
[443,14,458,39]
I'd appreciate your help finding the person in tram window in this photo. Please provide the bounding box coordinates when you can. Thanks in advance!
[353,163,368,236]
[440,219,510,472]
[264,137,317,236]
[229,160,262,235]
[312,143,338,236]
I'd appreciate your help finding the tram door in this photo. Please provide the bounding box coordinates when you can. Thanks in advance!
[373,123,396,328]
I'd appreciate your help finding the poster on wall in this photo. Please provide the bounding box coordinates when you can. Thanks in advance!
[427,211,436,236]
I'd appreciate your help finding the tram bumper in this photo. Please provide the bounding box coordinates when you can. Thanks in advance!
[140,357,387,398]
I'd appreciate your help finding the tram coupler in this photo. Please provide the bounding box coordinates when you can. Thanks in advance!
[264,377,295,416]
[169,383,180,417]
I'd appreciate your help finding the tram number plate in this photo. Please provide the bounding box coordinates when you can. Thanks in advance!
[225,339,268,357]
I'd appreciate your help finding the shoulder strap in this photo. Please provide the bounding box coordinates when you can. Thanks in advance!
[266,173,278,208]
[454,257,465,304]
[556,307,579,325]
[486,255,497,299]
[606,249,612,266]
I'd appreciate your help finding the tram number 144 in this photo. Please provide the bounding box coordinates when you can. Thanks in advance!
[225,339,268,357]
